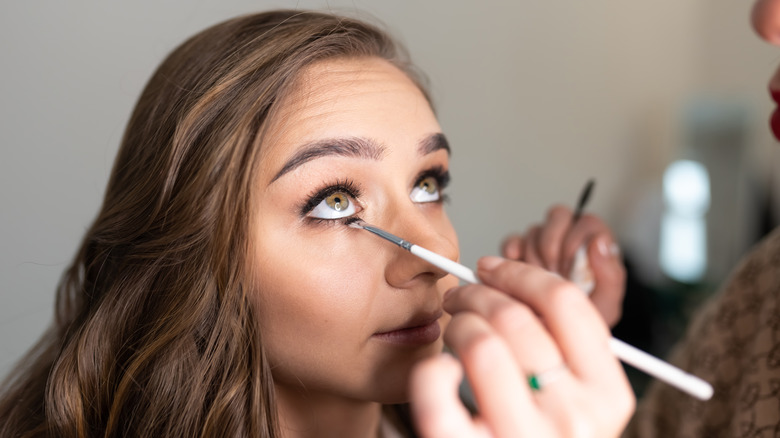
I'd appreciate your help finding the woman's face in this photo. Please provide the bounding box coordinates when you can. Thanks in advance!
[250,57,459,404]
[753,0,780,139]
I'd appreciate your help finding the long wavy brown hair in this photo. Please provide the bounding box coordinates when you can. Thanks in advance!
[0,10,428,437]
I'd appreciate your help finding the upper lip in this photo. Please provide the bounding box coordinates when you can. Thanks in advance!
[375,309,443,334]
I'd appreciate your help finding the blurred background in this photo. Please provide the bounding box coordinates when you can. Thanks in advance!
[1,0,778,395]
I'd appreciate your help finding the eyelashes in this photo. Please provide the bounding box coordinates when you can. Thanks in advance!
[298,166,451,221]
[417,165,450,188]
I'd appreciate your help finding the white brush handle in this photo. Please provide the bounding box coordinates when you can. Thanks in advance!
[410,243,713,400]
[410,245,479,284]
[610,338,713,400]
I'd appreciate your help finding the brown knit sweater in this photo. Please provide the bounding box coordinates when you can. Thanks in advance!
[625,227,780,437]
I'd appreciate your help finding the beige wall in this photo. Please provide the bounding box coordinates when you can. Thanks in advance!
[1,0,776,378]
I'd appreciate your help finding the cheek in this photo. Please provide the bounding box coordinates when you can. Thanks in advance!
[254,244,376,330]
[249,232,384,355]
[436,209,461,261]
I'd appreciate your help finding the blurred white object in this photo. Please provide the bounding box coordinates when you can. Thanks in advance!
[569,245,595,295]
[660,160,710,283]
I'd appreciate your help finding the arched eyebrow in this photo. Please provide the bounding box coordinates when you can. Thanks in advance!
[270,133,450,184]
[418,133,450,156]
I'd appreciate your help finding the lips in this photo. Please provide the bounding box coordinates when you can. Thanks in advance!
[771,88,780,141]
[373,310,443,346]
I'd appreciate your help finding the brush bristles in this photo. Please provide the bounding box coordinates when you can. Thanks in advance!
[346,218,365,229]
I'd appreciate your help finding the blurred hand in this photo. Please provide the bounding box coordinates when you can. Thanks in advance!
[410,257,634,438]
[500,205,625,326]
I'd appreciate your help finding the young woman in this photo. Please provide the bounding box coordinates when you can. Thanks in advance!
[0,10,631,437]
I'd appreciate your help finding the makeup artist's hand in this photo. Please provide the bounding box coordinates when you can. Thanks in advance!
[500,205,625,326]
[410,257,634,438]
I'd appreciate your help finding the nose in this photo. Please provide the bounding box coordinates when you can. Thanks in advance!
[380,210,460,289]
[752,0,780,44]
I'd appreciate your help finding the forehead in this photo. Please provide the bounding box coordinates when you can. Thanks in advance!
[272,56,431,130]
[258,57,440,180]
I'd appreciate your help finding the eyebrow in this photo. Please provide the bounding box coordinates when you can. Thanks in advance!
[270,133,450,183]
[418,133,450,156]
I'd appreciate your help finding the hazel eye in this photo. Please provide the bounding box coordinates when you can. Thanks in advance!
[308,191,357,219]
[326,192,349,211]
[410,176,440,203]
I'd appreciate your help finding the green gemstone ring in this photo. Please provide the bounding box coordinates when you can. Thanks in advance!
[527,364,567,392]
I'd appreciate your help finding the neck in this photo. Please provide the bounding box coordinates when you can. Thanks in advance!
[275,383,384,438]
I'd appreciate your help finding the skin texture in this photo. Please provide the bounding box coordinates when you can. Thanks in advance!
[249,57,459,437]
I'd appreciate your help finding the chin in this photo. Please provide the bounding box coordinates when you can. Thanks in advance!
[375,387,412,405]
[369,340,445,404]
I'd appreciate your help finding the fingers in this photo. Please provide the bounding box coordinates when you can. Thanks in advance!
[444,284,564,374]
[505,206,571,273]
[501,234,523,260]
[537,205,573,273]
[474,257,623,386]
[410,353,489,438]
[505,206,598,275]
[502,206,626,326]
[444,312,540,437]
[585,236,625,326]
[443,286,579,422]
[558,213,612,276]
[522,226,544,268]
[435,257,635,438]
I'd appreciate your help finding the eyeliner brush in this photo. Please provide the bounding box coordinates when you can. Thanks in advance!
[572,178,595,223]
[569,178,596,294]
[347,219,478,284]
[348,218,713,401]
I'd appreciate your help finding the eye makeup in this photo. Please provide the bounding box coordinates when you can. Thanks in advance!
[412,166,450,204]
[299,165,451,225]
[298,178,362,217]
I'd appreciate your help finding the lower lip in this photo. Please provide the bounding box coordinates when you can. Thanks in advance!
[373,320,441,346]
[771,107,780,141]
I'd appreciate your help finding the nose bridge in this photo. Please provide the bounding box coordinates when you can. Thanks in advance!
[381,202,460,287]
[397,211,458,259]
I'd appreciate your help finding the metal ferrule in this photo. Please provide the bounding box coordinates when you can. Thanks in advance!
[362,225,413,251]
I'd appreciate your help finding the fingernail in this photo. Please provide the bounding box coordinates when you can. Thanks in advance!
[597,238,610,258]
[610,243,620,257]
[477,256,504,271]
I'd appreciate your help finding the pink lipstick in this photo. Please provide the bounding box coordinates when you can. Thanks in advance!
[373,314,442,346]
